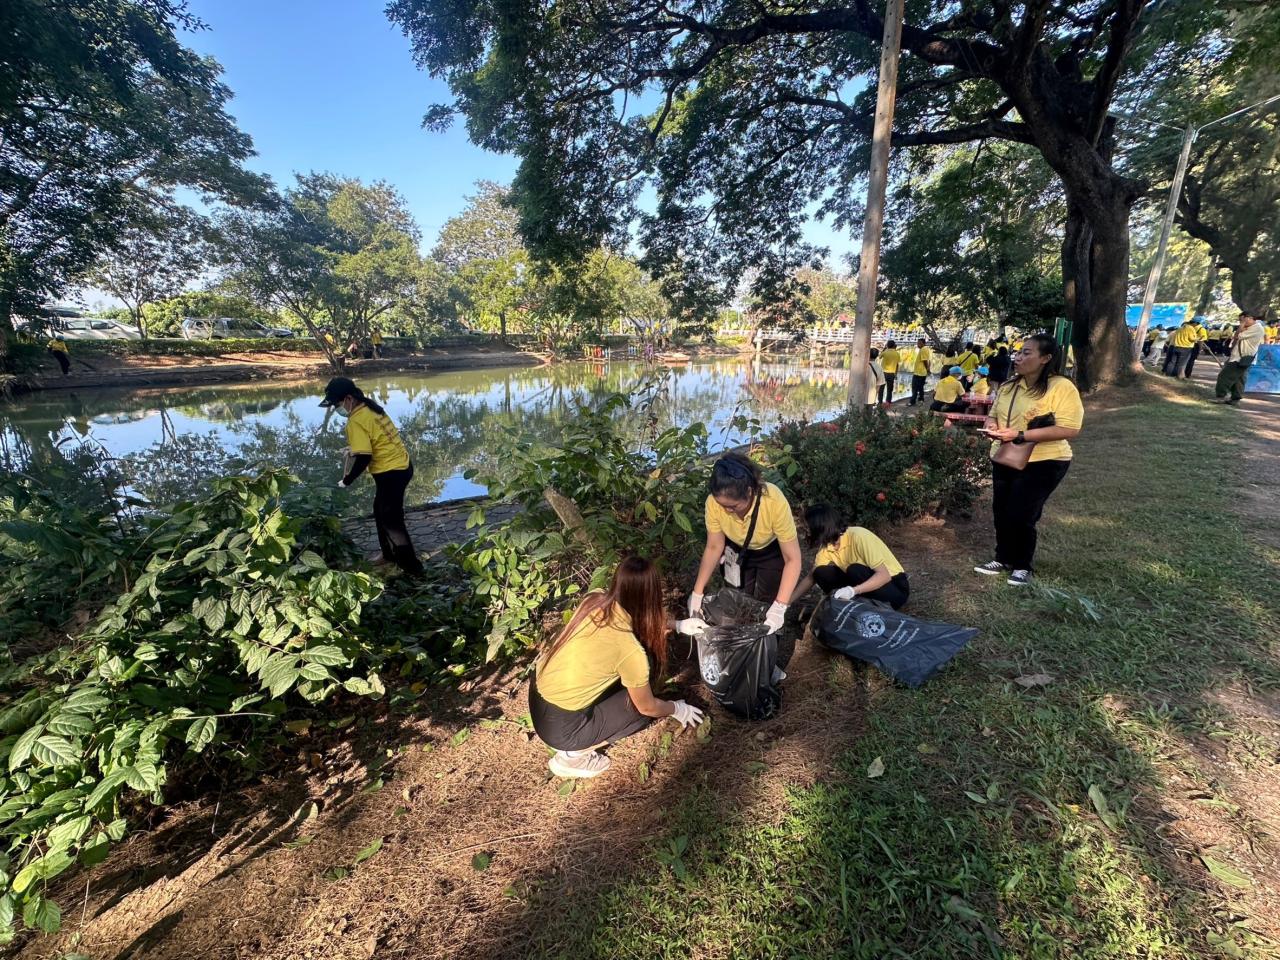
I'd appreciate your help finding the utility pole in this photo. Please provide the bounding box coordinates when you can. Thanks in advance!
[1130,125,1195,361]
[1127,93,1280,362]
[846,0,905,409]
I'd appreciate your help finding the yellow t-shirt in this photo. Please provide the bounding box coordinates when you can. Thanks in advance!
[956,351,980,376]
[983,346,998,359]
[988,376,1084,462]
[705,482,797,550]
[346,405,410,474]
[47,339,68,353]
[814,527,904,577]
[934,376,964,404]
[1170,322,1199,349]
[535,602,649,711]
[880,348,900,374]
[912,347,932,376]
[371,331,383,345]
[972,376,991,397]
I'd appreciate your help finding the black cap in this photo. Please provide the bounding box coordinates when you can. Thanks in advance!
[320,376,360,407]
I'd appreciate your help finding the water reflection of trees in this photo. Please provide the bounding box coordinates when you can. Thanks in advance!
[5,360,850,514]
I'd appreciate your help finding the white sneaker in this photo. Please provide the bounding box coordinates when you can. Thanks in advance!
[973,560,1007,576]
[548,749,611,779]
[1007,570,1032,586]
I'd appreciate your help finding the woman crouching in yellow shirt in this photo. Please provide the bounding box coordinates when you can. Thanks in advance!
[530,557,705,778]
[790,504,910,609]
[688,453,802,635]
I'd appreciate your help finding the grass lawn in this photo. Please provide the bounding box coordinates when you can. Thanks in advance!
[527,379,1280,959]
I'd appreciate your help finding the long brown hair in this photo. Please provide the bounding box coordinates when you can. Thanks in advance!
[543,556,668,676]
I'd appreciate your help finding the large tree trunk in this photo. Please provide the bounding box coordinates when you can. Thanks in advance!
[1080,203,1133,389]
[1195,259,1218,316]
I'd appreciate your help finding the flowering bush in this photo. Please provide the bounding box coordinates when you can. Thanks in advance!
[769,410,988,524]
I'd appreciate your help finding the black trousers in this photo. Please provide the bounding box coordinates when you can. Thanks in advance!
[1185,343,1202,377]
[49,349,70,375]
[929,399,967,413]
[813,563,910,610]
[1164,346,1193,377]
[910,374,928,405]
[991,459,1071,572]
[372,464,423,574]
[529,678,652,751]
[883,372,896,402]
[726,537,786,603]
[1215,359,1252,402]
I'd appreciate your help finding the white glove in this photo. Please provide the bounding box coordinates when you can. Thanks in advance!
[687,592,704,617]
[336,479,350,489]
[675,618,708,637]
[764,601,787,634]
[833,586,856,601]
[669,700,704,729]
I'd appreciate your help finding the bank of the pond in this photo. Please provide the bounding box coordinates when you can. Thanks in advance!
[7,343,549,394]
[5,339,762,396]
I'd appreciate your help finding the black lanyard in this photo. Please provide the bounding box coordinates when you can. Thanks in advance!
[1000,380,1022,429]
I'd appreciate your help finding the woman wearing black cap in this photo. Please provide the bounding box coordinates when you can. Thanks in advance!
[688,452,801,635]
[321,377,423,575]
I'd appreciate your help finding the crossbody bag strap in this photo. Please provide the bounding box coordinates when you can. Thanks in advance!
[740,489,764,552]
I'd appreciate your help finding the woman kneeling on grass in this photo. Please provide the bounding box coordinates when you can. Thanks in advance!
[530,557,706,779]
[790,504,910,610]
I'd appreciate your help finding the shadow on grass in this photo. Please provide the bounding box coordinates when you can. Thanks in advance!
[463,378,1280,959]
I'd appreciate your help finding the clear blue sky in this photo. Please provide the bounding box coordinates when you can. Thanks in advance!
[181,0,519,244]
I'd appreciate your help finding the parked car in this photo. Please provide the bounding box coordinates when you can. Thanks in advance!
[54,317,143,340]
[180,317,296,340]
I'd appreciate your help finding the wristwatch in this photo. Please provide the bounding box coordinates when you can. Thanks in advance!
[1012,430,1026,445]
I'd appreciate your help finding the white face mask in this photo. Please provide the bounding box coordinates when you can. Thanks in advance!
[336,401,352,418]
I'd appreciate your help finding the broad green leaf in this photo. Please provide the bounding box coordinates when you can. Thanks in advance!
[12,850,72,894]
[45,713,96,738]
[123,763,161,792]
[1201,855,1252,889]
[1088,784,1119,830]
[9,725,43,771]
[283,835,313,850]
[964,791,988,805]
[353,838,383,864]
[556,780,575,797]
[866,756,885,779]
[84,769,129,810]
[450,729,470,748]
[46,815,91,852]
[260,654,301,697]
[301,645,348,666]
[185,717,217,752]
[21,894,60,934]
[31,734,78,768]
[471,852,492,871]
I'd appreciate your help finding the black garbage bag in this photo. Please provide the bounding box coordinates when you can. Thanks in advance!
[701,589,768,628]
[812,597,977,687]
[695,591,781,720]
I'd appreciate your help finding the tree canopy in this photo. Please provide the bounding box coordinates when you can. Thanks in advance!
[0,0,267,363]
[215,174,423,369]
[390,0,1262,388]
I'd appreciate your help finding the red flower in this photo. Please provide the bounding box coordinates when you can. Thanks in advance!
[876,492,887,502]
[910,429,919,438]
[855,441,867,455]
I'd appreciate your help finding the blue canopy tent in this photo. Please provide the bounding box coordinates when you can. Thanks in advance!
[1126,303,1191,328]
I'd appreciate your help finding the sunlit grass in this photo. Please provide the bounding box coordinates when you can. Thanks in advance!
[525,381,1279,959]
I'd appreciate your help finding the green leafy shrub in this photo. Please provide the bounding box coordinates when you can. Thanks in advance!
[0,470,387,940]
[770,411,988,523]
[460,388,712,661]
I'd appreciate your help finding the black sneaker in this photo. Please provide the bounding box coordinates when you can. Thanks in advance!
[973,560,1007,576]
[1007,570,1032,586]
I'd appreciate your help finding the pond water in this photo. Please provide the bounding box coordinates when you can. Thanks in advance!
[0,358,872,514]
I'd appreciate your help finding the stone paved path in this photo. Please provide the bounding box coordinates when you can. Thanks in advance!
[345,500,521,558]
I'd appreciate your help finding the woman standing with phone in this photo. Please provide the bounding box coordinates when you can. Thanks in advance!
[973,334,1083,587]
